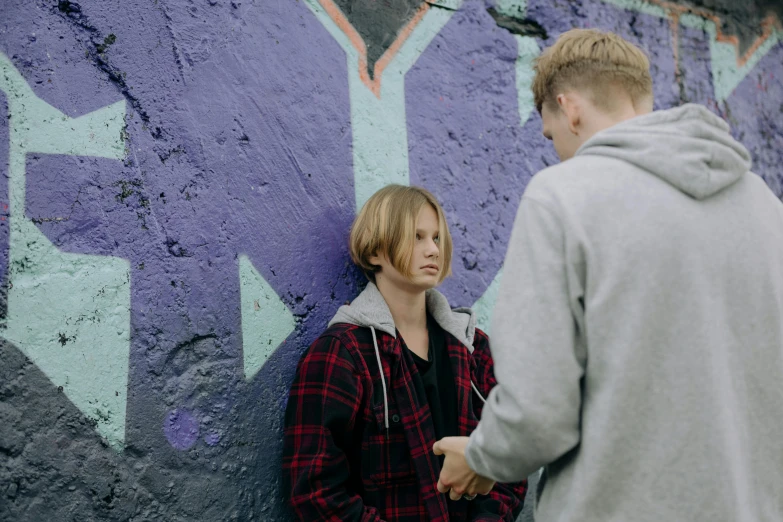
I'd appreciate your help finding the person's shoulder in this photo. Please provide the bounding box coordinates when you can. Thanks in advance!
[305,323,377,368]
[469,328,498,387]
[745,170,783,204]
[320,322,362,342]
[470,327,492,360]
[527,156,614,193]
[522,162,573,208]
[524,156,628,215]
[472,326,490,345]
[301,324,361,361]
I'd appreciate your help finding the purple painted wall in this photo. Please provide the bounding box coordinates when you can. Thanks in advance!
[1,0,781,520]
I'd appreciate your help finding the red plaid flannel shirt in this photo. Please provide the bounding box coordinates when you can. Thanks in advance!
[283,323,527,521]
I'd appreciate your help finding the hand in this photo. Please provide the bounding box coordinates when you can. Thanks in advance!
[433,436,495,501]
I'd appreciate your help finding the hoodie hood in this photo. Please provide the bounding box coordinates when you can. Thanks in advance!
[576,104,752,200]
[329,282,477,352]
[329,282,484,433]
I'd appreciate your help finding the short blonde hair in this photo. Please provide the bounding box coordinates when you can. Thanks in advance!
[350,185,453,283]
[532,28,653,113]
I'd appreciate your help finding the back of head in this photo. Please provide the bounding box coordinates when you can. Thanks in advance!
[532,28,653,114]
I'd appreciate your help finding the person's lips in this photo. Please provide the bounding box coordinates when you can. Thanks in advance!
[422,264,439,273]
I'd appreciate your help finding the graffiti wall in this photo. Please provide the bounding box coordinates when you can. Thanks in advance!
[1,0,781,519]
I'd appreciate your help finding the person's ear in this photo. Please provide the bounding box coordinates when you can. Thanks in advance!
[368,252,384,270]
[556,93,581,136]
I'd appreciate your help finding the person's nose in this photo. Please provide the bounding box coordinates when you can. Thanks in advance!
[425,239,439,259]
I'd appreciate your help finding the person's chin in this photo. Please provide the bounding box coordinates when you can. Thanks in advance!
[414,274,439,290]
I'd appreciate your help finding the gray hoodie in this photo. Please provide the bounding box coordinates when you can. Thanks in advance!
[465,104,783,521]
[329,282,487,429]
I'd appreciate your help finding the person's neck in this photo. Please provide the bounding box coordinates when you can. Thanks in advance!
[580,99,648,143]
[374,278,427,332]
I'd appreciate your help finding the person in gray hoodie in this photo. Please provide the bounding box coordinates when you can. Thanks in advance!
[434,28,783,522]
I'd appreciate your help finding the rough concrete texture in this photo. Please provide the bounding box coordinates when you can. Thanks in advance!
[0,0,781,520]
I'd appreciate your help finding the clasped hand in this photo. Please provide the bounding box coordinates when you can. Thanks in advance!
[433,436,495,501]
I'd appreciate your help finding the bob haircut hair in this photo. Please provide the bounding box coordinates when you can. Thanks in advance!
[532,28,653,113]
[349,184,453,284]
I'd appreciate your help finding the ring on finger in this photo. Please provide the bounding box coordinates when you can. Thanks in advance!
[463,494,477,501]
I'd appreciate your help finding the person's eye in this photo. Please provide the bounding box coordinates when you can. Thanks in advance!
[433,236,440,244]
[416,233,421,241]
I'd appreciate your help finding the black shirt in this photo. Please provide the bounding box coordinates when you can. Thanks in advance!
[408,314,458,441]
[409,316,498,516]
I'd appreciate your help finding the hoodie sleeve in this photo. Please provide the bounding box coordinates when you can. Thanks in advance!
[468,329,528,521]
[283,334,386,522]
[465,196,586,483]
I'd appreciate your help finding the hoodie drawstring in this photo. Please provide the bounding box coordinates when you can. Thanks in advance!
[372,327,488,437]
[471,381,487,404]
[370,326,390,436]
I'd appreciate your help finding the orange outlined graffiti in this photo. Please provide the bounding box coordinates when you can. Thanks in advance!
[317,0,430,98]
[651,0,781,68]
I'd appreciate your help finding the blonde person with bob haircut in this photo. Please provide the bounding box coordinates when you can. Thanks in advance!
[435,28,783,522]
[283,185,527,521]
